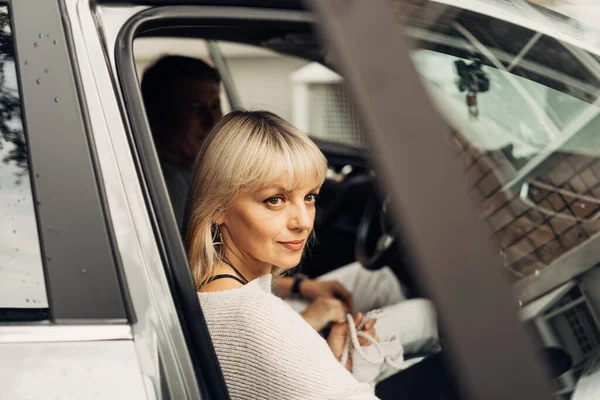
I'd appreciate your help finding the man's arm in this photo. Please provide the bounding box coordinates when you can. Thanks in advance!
[273,275,353,311]
[272,275,296,298]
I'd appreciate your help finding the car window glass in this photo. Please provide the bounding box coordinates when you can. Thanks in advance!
[0,5,48,312]
[413,49,593,172]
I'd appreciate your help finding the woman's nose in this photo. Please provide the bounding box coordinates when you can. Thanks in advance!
[289,204,313,231]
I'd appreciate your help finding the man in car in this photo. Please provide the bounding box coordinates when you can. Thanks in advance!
[141,55,223,229]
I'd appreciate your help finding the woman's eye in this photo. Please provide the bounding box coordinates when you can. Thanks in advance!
[305,194,318,203]
[265,196,284,206]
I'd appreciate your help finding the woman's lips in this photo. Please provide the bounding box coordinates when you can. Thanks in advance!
[279,240,305,251]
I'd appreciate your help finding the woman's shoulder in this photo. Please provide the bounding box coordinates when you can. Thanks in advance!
[198,275,278,313]
[198,276,309,334]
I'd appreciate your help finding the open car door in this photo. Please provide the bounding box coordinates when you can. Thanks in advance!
[309,0,553,399]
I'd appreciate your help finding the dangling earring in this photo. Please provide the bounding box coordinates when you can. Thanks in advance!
[212,223,223,246]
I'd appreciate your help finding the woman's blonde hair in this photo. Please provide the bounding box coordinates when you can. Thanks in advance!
[185,110,328,288]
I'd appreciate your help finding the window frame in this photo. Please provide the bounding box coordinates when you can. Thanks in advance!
[4,0,131,322]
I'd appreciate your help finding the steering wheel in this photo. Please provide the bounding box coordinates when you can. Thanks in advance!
[355,195,396,269]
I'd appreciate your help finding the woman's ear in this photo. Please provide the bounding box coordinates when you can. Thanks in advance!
[214,209,226,225]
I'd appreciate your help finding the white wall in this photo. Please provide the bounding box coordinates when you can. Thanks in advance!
[226,56,309,121]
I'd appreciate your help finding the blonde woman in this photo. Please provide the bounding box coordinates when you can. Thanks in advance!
[186,111,459,399]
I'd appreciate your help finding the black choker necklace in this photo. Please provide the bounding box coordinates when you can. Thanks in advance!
[222,258,250,284]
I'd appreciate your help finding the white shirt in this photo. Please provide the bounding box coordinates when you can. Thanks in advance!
[198,274,379,400]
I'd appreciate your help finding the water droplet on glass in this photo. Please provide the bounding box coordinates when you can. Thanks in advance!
[39,33,43,38]
[48,226,53,232]
[33,42,38,48]
[44,68,48,74]
[53,40,57,45]
[36,78,41,85]
[54,97,59,103]
[12,230,15,234]
[535,269,540,276]
[26,298,30,302]
[82,269,87,274]
[46,257,51,262]
[24,60,28,66]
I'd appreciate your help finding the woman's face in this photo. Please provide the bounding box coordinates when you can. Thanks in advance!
[219,177,321,275]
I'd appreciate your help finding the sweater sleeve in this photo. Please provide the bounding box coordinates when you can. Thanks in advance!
[203,290,379,400]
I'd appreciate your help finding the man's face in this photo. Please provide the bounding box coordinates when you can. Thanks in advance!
[171,77,222,166]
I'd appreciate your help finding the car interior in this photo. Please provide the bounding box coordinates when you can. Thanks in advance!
[125,2,600,398]
[133,25,417,290]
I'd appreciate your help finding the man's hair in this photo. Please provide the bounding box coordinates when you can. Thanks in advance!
[141,55,221,139]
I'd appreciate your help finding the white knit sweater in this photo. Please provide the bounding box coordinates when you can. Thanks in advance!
[198,274,379,400]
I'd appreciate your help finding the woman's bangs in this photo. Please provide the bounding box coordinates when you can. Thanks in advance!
[241,137,327,193]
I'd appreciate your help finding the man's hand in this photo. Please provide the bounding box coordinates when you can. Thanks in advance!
[301,297,348,332]
[300,280,353,312]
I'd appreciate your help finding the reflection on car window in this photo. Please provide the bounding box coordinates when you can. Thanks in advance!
[409,25,600,282]
[0,5,48,311]
[413,50,595,173]
[401,1,600,396]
